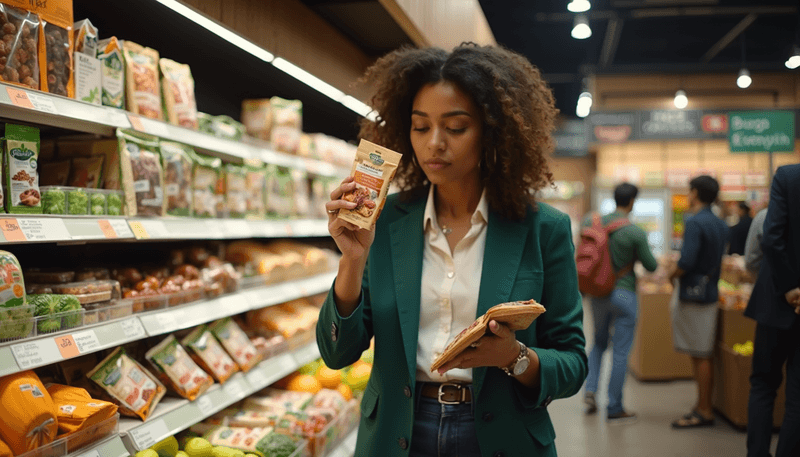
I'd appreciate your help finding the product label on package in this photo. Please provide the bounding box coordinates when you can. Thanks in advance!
[100,50,125,108]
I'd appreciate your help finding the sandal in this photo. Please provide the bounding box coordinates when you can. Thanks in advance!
[671,410,714,429]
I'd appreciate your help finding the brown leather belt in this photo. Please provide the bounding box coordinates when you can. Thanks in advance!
[420,382,473,404]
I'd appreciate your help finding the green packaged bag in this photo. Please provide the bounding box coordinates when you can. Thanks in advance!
[190,152,221,218]
[161,141,194,217]
[4,124,42,214]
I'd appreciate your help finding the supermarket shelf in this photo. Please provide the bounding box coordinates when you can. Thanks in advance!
[67,435,129,457]
[0,272,335,377]
[0,82,348,178]
[0,215,330,244]
[120,341,321,452]
[327,428,358,457]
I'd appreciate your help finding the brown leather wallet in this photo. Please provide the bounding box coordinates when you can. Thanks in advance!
[420,382,473,404]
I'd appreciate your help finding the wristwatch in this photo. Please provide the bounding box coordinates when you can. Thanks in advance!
[501,341,530,377]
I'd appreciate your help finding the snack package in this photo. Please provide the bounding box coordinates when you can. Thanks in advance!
[0,250,32,340]
[97,37,124,109]
[203,426,276,455]
[0,371,58,455]
[159,58,198,129]
[0,5,39,89]
[225,164,247,219]
[430,299,546,372]
[337,139,402,230]
[245,389,313,412]
[40,160,70,186]
[121,40,161,120]
[86,347,166,421]
[46,384,118,437]
[270,97,302,154]
[208,407,283,428]
[208,317,261,372]
[245,163,266,220]
[72,19,97,56]
[265,165,293,219]
[241,99,272,141]
[42,21,73,97]
[191,152,221,218]
[197,113,244,141]
[68,156,104,188]
[160,141,194,216]
[117,129,165,217]
[182,326,239,383]
[4,123,42,213]
[290,170,310,218]
[145,335,214,401]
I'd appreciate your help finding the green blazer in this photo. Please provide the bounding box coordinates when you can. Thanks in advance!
[316,189,587,457]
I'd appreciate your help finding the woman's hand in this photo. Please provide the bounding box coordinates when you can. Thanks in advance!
[326,177,376,261]
[437,320,521,374]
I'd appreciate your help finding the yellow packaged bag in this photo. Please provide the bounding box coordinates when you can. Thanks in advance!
[0,371,58,455]
[46,384,118,436]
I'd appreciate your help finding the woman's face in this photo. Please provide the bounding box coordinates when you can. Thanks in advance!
[410,81,483,187]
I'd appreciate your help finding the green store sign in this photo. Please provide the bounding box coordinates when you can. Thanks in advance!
[729,110,795,153]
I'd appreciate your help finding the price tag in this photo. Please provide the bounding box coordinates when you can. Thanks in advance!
[128,221,149,239]
[141,220,169,239]
[54,335,80,359]
[106,109,131,127]
[142,119,170,137]
[245,365,268,390]
[26,93,58,114]
[6,87,34,108]
[11,339,61,369]
[98,220,117,238]
[284,223,295,237]
[264,353,300,384]
[72,330,101,353]
[295,344,320,365]
[18,218,69,242]
[120,318,145,339]
[0,218,26,242]
[75,450,101,457]
[139,312,178,335]
[128,418,169,450]
[223,378,246,400]
[127,114,145,132]
[196,395,215,416]
[110,219,134,238]
[156,313,178,333]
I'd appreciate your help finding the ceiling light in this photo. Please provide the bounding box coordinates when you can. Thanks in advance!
[567,0,591,13]
[786,47,800,69]
[576,92,592,118]
[571,14,592,40]
[737,68,752,89]
[273,57,345,102]
[674,90,688,109]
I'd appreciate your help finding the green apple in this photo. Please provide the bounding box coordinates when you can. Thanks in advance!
[176,452,189,457]
[136,450,159,457]
[184,438,214,457]
[151,436,179,457]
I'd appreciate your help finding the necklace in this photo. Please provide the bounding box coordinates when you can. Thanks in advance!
[441,225,453,235]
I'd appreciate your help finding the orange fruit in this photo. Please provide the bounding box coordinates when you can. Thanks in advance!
[336,384,353,401]
[286,374,322,393]
[345,363,371,391]
[316,366,343,390]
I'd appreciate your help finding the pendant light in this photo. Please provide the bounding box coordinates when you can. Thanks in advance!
[674,90,688,110]
[567,0,591,13]
[571,14,592,39]
[737,34,752,89]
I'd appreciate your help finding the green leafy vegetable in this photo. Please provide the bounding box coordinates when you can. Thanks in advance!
[57,295,82,329]
[107,193,123,215]
[68,189,89,215]
[256,433,297,457]
[29,294,63,333]
[42,188,66,214]
[0,306,34,340]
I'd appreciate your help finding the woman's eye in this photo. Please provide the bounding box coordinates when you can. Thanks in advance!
[412,126,429,132]
[447,127,467,134]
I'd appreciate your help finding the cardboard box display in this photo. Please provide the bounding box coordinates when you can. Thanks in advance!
[74,53,101,105]
[628,292,694,381]
[717,306,757,348]
[57,139,120,190]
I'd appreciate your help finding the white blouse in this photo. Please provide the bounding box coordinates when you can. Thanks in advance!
[416,185,489,383]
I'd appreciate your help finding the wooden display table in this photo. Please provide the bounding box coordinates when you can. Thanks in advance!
[628,292,693,381]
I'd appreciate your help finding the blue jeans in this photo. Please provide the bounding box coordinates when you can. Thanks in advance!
[584,288,638,415]
[410,383,481,457]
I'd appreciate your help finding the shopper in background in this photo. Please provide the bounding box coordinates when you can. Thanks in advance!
[317,44,587,457]
[668,175,729,429]
[745,163,800,457]
[729,201,753,256]
[582,183,657,424]
[744,207,768,276]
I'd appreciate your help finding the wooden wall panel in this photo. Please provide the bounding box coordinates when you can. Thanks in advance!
[548,155,596,214]
[385,0,496,49]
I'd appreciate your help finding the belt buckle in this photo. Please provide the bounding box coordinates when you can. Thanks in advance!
[437,382,465,405]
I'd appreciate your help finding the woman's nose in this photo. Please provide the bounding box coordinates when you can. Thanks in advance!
[428,127,445,151]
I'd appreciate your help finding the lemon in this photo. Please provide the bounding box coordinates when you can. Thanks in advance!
[184,438,213,457]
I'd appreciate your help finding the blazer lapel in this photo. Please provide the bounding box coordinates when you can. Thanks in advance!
[472,211,530,396]
[390,195,427,385]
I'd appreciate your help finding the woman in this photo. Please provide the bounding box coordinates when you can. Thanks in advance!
[316,44,587,457]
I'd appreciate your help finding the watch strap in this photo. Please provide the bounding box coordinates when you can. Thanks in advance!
[502,341,528,376]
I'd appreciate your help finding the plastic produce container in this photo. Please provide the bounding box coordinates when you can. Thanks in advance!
[17,413,119,457]
[0,304,36,342]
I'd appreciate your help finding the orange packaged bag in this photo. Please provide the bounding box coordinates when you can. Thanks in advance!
[0,438,11,457]
[0,371,58,455]
[145,335,214,401]
[46,384,118,436]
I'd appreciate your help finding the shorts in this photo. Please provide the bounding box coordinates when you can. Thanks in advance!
[670,288,719,359]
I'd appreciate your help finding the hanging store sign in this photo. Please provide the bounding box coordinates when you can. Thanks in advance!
[553,120,588,156]
[586,112,636,143]
[701,114,728,134]
[666,170,691,189]
[744,171,768,187]
[638,110,701,139]
[729,111,795,153]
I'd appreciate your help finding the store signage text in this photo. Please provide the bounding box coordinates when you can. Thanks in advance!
[728,111,795,153]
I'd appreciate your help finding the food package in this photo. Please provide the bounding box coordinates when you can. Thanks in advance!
[197,113,245,141]
[97,37,124,109]
[203,426,281,455]
[182,325,239,383]
[145,335,214,401]
[49,279,118,304]
[245,389,313,412]
[57,139,120,190]
[24,268,74,284]
[121,40,161,120]
[0,4,40,89]
[46,384,118,437]
[225,164,247,219]
[73,51,101,104]
[72,18,96,57]
[117,129,165,217]
[0,249,33,340]
[0,371,58,455]
[310,389,348,414]
[42,21,73,97]
[270,97,302,154]
[208,317,261,372]
[4,123,41,213]
[291,169,310,218]
[68,156,104,188]
[246,300,317,340]
[245,162,266,220]
[88,189,106,215]
[338,139,402,230]
[40,160,70,186]
[241,99,272,140]
[207,407,283,428]
[159,58,198,129]
[265,165,294,218]
[86,347,166,421]
[191,152,221,218]
[28,293,81,333]
[160,141,194,216]
[0,438,11,457]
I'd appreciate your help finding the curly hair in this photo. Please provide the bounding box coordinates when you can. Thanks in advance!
[358,43,558,221]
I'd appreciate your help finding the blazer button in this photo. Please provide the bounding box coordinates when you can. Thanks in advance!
[398,438,409,450]
[493,452,504,457]
[482,412,494,422]
[404,386,412,398]
[331,322,338,342]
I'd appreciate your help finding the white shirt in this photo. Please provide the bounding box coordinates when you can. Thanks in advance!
[416,185,489,383]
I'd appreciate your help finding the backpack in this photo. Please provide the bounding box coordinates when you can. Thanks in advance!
[576,214,633,297]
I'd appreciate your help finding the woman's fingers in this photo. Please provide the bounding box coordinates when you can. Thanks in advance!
[325,199,357,216]
[330,178,356,200]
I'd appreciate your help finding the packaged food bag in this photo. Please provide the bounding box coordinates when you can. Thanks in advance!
[160,141,194,216]
[72,19,97,56]
[0,371,58,455]
[208,317,261,372]
[0,5,40,89]
[270,97,302,154]
[46,384,118,437]
[203,426,277,455]
[97,37,125,109]
[68,156,104,188]
[225,164,247,219]
[190,152,221,218]
[41,21,73,97]
[241,99,272,140]
[245,162,266,220]
[0,438,11,457]
[265,165,293,219]
[159,58,198,129]
[121,40,161,120]
[117,129,165,217]
[87,347,166,421]
[4,123,42,213]
[182,325,239,383]
[338,139,402,230]
[145,335,214,401]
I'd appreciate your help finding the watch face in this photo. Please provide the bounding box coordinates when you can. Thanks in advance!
[513,357,530,376]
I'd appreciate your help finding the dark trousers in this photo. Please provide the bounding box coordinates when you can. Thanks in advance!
[747,319,800,457]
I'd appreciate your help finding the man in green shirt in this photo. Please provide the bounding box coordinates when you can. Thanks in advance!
[584,183,658,424]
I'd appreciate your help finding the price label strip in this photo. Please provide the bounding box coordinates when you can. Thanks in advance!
[139,312,179,336]
[6,87,58,114]
[110,219,134,238]
[0,218,26,242]
[120,318,146,339]
[245,365,269,391]
[196,395,216,417]
[295,344,320,365]
[223,378,247,400]
[128,221,150,240]
[54,330,101,360]
[140,220,169,239]
[11,339,62,369]
[98,220,117,238]
[128,418,169,450]
[75,450,101,457]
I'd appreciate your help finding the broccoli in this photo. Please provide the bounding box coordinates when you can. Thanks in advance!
[29,294,63,333]
[57,295,82,329]
[0,306,34,340]
[90,193,106,215]
[42,189,67,214]
[107,193,123,215]
[256,433,297,457]
[68,189,89,215]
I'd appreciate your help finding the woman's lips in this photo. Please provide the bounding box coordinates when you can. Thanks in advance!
[424,159,450,171]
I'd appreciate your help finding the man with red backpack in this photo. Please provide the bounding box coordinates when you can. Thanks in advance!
[580,183,658,424]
